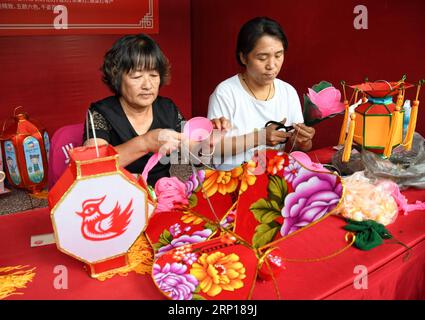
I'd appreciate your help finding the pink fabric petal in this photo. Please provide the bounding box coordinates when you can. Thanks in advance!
[309,87,345,118]
[307,88,318,101]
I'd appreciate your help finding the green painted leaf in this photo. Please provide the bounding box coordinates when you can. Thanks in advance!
[250,198,281,224]
[268,175,287,207]
[204,223,218,232]
[152,242,163,251]
[188,194,198,208]
[252,222,280,248]
[159,229,173,246]
[192,293,206,300]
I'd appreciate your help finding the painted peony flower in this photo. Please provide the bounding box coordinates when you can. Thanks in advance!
[185,170,205,196]
[190,252,246,297]
[202,166,243,198]
[157,229,213,257]
[153,262,198,300]
[281,168,342,236]
[239,160,257,194]
[181,211,204,225]
[267,155,286,175]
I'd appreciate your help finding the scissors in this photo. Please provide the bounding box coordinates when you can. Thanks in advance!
[264,120,294,144]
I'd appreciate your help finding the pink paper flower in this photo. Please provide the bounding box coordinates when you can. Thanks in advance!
[307,86,344,118]
[155,177,189,213]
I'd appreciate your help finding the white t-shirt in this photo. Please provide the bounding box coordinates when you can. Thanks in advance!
[207,74,304,169]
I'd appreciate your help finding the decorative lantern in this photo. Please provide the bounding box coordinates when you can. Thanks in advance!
[0,107,50,194]
[338,77,423,161]
[49,144,155,278]
[0,144,7,194]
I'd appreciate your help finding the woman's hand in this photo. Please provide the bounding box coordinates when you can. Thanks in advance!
[288,123,315,151]
[210,117,231,131]
[142,128,182,155]
[204,117,232,153]
[264,118,293,146]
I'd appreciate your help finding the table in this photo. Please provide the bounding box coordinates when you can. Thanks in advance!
[1,185,424,300]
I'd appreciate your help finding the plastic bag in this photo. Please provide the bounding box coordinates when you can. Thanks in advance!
[362,133,425,190]
[338,171,399,225]
[332,133,425,190]
[331,146,365,176]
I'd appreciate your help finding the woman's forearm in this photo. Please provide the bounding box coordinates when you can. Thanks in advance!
[215,130,263,158]
[114,135,150,167]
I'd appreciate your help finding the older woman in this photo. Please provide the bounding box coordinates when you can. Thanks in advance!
[208,17,315,168]
[84,34,228,185]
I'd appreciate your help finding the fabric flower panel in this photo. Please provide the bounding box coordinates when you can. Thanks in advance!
[152,236,258,300]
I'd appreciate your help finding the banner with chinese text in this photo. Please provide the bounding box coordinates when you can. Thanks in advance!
[0,0,159,35]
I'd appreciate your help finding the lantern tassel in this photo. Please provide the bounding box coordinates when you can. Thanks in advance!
[403,81,423,150]
[338,81,350,145]
[342,113,356,162]
[0,265,36,299]
[383,90,404,158]
[94,233,153,281]
[338,100,350,145]
[403,100,419,151]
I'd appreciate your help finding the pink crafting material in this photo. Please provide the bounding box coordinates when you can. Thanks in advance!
[141,117,213,183]
[380,179,425,215]
[289,151,330,172]
[183,117,213,142]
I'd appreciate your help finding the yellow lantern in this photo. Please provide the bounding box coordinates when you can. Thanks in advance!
[339,77,423,161]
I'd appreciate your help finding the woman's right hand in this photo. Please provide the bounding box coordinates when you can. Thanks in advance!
[142,128,182,155]
[264,118,292,146]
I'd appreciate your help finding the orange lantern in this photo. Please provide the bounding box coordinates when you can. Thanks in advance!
[0,107,50,194]
[339,77,423,162]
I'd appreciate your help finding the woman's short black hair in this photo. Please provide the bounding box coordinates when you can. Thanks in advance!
[236,17,288,67]
[102,33,170,95]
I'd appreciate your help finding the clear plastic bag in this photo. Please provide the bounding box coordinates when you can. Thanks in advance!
[332,133,425,190]
[362,133,425,190]
[337,171,399,225]
[331,146,365,176]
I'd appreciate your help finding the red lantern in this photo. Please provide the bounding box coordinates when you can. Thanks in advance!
[0,145,7,194]
[49,144,155,278]
[0,108,50,194]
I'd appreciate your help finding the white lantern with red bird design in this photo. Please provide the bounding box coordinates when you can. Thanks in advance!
[49,144,155,277]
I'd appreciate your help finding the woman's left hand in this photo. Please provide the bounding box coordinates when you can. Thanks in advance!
[210,117,231,131]
[290,123,315,151]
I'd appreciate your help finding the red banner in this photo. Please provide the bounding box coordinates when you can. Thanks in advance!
[0,0,159,35]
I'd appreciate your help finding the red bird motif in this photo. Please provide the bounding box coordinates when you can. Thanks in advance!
[76,195,133,241]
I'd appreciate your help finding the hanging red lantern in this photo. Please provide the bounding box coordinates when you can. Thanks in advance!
[0,107,50,194]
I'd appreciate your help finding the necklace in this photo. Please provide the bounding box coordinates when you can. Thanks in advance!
[242,76,272,101]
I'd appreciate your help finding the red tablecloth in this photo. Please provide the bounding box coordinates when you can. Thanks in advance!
[1,186,424,300]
